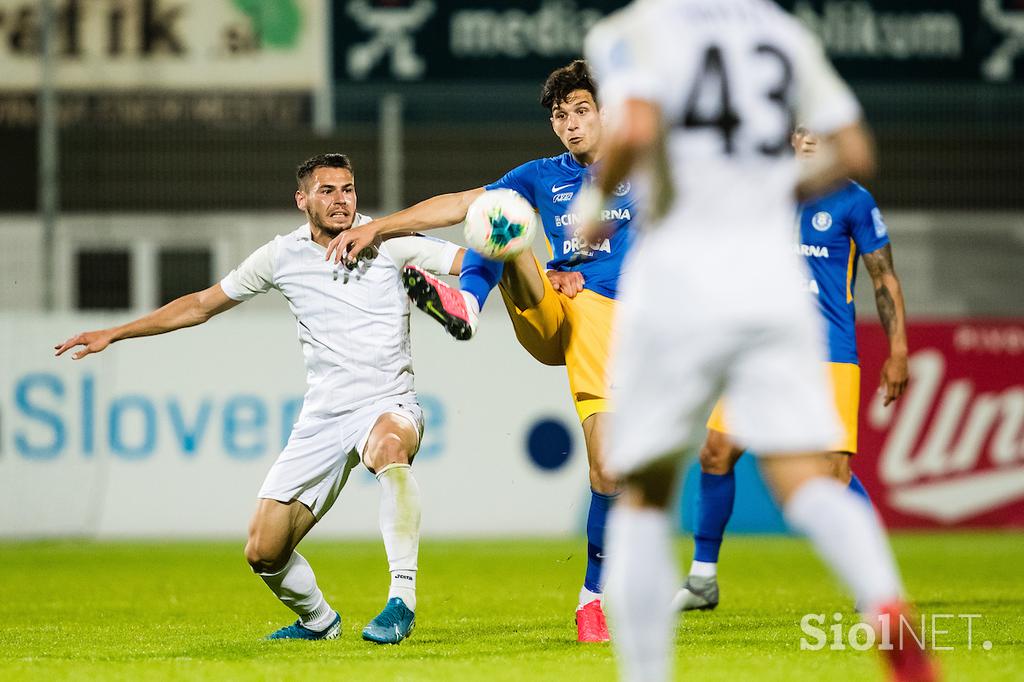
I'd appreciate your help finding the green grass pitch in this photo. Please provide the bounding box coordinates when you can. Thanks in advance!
[1,534,1020,681]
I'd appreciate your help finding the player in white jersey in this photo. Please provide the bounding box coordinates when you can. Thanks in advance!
[580,2,937,681]
[54,154,463,645]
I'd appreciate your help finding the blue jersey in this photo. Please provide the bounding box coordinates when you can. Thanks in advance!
[485,152,636,299]
[799,181,889,364]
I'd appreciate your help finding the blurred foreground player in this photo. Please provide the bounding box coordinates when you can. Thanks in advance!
[676,126,910,611]
[324,61,636,642]
[55,154,464,645]
[581,1,937,680]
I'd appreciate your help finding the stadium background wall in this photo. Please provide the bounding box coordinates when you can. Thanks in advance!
[2,0,1023,537]
[4,312,1023,538]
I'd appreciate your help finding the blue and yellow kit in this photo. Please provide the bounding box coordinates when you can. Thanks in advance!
[486,152,637,422]
[709,181,889,453]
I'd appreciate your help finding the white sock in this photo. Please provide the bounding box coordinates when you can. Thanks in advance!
[690,560,717,578]
[604,506,678,682]
[461,290,481,333]
[784,477,903,615]
[377,463,421,612]
[258,551,336,630]
[578,585,602,607]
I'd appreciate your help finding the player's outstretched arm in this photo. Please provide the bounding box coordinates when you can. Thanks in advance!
[54,283,240,360]
[862,244,909,406]
[326,188,486,265]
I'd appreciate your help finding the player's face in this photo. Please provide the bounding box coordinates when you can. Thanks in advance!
[791,129,819,158]
[295,166,357,235]
[550,90,602,159]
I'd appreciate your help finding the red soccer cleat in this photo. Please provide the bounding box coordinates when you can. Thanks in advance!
[402,265,477,340]
[876,602,941,682]
[575,599,611,643]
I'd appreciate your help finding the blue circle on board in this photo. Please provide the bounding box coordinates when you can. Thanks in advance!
[526,418,573,471]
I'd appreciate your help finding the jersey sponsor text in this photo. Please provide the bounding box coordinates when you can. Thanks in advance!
[798,243,830,258]
[563,237,612,255]
[554,208,631,228]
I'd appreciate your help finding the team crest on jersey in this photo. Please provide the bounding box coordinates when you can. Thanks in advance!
[811,211,833,232]
[613,181,631,197]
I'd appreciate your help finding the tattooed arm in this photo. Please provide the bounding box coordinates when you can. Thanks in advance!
[862,244,909,406]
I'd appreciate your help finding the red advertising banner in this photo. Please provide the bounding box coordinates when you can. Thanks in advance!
[855,320,1024,528]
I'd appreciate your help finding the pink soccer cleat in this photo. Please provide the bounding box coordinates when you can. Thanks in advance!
[575,599,611,643]
[876,602,941,682]
[402,265,478,340]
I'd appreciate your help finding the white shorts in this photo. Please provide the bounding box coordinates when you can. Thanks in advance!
[608,242,840,475]
[258,395,424,520]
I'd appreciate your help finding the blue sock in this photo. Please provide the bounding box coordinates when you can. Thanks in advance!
[694,471,736,564]
[848,473,871,503]
[584,489,617,594]
[459,249,503,311]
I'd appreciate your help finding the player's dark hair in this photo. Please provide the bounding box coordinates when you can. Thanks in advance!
[296,153,353,188]
[541,60,598,111]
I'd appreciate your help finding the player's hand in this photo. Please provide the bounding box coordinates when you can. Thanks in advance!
[54,330,115,360]
[325,222,377,266]
[879,353,909,406]
[547,270,585,298]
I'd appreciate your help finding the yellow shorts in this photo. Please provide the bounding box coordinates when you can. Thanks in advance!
[499,257,615,424]
[705,362,860,454]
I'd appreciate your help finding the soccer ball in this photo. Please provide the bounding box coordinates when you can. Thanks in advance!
[463,189,538,261]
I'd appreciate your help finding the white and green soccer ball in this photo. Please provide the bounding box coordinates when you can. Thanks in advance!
[463,188,538,261]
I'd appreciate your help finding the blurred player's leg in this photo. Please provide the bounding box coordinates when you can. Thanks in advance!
[763,456,938,680]
[677,441,875,611]
[246,499,341,640]
[362,412,422,644]
[604,460,680,682]
[577,412,615,642]
[763,454,903,612]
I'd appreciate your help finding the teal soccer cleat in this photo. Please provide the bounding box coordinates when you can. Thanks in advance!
[265,612,341,640]
[362,597,416,644]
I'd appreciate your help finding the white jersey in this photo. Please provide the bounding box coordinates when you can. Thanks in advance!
[586,0,861,293]
[220,215,460,422]
[587,1,849,465]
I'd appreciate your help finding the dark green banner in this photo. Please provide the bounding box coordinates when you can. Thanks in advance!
[332,0,1024,83]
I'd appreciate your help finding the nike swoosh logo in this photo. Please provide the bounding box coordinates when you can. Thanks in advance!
[425,301,446,322]
[551,183,575,192]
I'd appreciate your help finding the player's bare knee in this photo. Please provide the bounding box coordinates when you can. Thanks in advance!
[244,534,289,574]
[363,433,412,475]
[589,464,618,496]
